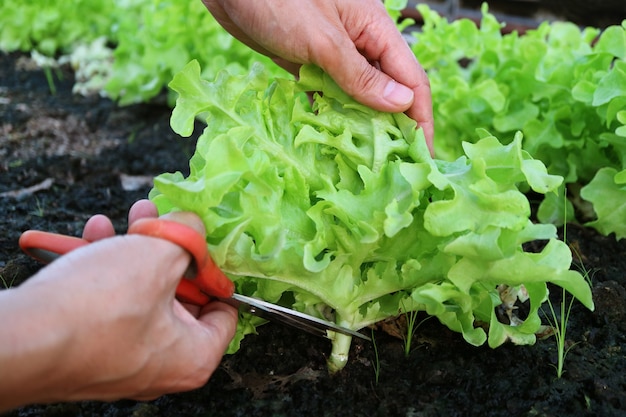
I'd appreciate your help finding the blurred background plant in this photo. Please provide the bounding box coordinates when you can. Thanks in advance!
[0,0,287,104]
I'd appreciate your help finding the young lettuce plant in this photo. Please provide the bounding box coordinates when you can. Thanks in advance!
[150,61,594,372]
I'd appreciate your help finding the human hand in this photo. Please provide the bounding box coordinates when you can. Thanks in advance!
[0,200,237,410]
[202,0,434,152]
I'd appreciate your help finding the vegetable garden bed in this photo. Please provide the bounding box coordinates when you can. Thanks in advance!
[1,2,626,416]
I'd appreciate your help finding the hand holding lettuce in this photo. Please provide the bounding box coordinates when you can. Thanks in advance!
[150,61,593,372]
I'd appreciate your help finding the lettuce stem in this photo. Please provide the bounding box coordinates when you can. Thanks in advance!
[327,332,353,373]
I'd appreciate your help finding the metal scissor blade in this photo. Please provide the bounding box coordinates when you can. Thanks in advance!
[225,293,371,342]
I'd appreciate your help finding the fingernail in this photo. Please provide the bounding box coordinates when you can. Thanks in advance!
[383,80,414,107]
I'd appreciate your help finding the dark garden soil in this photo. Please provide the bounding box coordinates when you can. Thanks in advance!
[1,38,626,417]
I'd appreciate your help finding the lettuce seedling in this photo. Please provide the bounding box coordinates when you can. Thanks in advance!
[150,61,594,372]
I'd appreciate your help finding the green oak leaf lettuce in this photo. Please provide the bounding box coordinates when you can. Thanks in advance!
[409,4,626,237]
[150,61,593,371]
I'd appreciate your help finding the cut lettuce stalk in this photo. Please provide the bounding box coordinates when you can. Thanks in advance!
[150,61,594,372]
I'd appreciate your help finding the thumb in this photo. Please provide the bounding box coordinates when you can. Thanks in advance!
[322,52,415,113]
[159,211,206,236]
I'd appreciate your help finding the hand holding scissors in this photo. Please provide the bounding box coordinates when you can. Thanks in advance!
[19,212,369,342]
[2,206,238,407]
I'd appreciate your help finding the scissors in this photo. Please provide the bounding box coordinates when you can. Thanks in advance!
[19,217,370,342]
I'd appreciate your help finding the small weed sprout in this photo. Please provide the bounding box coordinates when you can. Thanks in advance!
[543,287,577,378]
[29,197,45,217]
[371,329,381,385]
[43,67,57,95]
[400,300,431,358]
[31,51,64,95]
[0,273,17,289]
[542,189,594,378]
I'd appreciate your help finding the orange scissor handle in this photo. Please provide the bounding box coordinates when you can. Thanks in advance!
[19,218,235,305]
[127,218,235,301]
[19,230,89,263]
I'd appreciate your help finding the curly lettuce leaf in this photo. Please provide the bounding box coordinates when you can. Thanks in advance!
[580,167,626,238]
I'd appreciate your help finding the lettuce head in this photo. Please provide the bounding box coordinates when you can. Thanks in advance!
[150,61,593,372]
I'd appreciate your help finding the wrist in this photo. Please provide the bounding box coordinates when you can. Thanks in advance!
[0,280,78,410]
